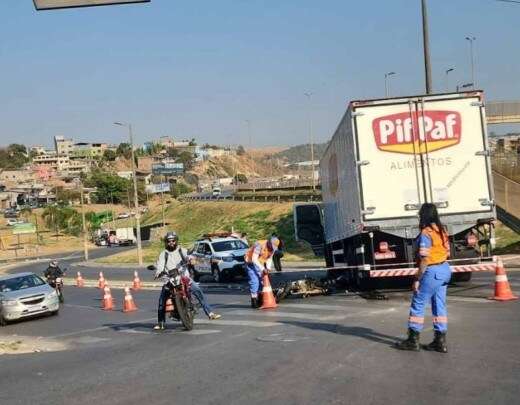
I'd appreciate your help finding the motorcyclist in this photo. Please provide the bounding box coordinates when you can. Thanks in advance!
[153,231,221,330]
[43,260,64,286]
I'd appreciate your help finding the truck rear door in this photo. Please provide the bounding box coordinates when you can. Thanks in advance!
[353,101,426,220]
[417,95,493,215]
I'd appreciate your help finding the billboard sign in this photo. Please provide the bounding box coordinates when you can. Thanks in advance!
[34,0,150,10]
[146,183,171,194]
[13,223,37,235]
[152,162,184,176]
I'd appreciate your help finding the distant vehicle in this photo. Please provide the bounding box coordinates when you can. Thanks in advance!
[117,212,131,219]
[3,209,18,219]
[212,187,222,198]
[0,272,60,326]
[6,219,24,226]
[189,236,249,283]
[115,227,136,246]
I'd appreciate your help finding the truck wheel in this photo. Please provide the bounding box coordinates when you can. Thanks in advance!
[324,245,334,268]
[452,272,472,283]
[212,266,229,283]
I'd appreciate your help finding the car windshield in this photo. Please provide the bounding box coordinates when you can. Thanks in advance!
[212,240,248,252]
[0,275,46,292]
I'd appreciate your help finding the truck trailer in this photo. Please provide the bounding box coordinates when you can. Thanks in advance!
[294,91,496,288]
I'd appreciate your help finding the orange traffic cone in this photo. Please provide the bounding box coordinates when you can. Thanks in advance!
[76,271,84,288]
[98,272,106,289]
[165,298,174,313]
[102,286,114,310]
[132,271,141,291]
[123,286,138,312]
[260,272,277,310]
[489,258,518,301]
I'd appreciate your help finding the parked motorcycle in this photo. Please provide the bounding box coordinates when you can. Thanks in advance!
[148,265,195,330]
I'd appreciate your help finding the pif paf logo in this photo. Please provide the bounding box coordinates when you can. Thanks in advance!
[372,110,461,154]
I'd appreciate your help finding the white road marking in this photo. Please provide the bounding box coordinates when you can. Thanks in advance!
[281,303,354,311]
[49,317,156,338]
[195,319,282,327]
[227,307,397,321]
[64,304,100,310]
[118,328,222,335]
[447,296,493,303]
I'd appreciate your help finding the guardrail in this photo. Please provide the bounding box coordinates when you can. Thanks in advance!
[493,171,520,233]
[180,193,321,203]
[238,180,320,191]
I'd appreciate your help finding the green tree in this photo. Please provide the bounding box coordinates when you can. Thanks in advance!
[0,144,29,169]
[236,145,246,156]
[103,149,117,161]
[176,151,196,170]
[42,205,82,236]
[234,173,248,184]
[116,143,132,160]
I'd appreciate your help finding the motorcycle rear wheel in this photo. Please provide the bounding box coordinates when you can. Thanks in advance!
[174,294,194,331]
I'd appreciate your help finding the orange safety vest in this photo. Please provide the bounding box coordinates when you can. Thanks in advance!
[245,240,272,265]
[419,225,450,266]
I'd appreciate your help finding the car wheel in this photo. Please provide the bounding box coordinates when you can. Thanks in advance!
[50,310,59,317]
[212,266,221,283]
[0,315,7,326]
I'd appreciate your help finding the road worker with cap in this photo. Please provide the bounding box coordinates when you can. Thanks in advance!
[245,236,280,308]
[395,203,452,353]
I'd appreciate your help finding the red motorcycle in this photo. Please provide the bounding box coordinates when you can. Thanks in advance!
[149,265,195,330]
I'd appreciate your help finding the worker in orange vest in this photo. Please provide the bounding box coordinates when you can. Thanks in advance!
[245,237,280,308]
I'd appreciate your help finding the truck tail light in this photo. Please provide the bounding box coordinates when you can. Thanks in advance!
[379,242,389,253]
[466,233,478,247]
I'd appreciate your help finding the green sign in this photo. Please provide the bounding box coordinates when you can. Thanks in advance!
[13,223,36,235]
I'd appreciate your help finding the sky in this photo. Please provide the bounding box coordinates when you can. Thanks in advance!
[0,0,519,148]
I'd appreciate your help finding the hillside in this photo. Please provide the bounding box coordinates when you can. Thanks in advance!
[98,200,317,264]
[273,142,328,164]
[189,153,286,180]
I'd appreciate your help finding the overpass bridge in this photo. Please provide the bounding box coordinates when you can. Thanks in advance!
[487,101,520,124]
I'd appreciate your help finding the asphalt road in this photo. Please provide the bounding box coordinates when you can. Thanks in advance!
[1,261,520,405]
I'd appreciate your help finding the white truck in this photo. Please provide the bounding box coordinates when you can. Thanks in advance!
[294,91,496,288]
[115,227,137,246]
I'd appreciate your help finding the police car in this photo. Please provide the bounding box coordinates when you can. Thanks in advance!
[188,235,249,283]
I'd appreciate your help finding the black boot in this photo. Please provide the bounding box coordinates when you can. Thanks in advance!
[395,329,420,351]
[423,331,448,353]
[250,297,258,309]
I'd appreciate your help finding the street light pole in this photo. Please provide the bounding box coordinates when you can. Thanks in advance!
[304,92,316,191]
[465,36,476,88]
[114,122,143,266]
[246,119,255,191]
[445,68,454,92]
[384,72,396,97]
[80,183,89,262]
[422,0,433,94]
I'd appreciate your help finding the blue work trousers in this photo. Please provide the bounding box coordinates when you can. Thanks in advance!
[190,282,213,317]
[408,262,452,333]
[246,262,263,298]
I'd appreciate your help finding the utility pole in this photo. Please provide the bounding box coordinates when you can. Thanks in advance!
[465,36,476,88]
[114,122,143,266]
[80,183,89,261]
[246,119,255,192]
[422,0,433,94]
[445,68,454,92]
[304,92,316,191]
[384,72,396,97]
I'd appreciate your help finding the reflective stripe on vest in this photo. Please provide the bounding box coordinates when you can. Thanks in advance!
[245,240,271,264]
